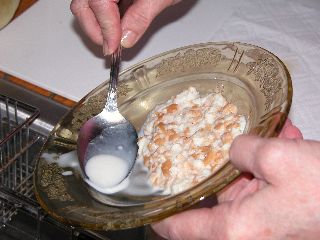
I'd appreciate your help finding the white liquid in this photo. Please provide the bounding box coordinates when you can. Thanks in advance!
[43,151,79,169]
[85,154,129,189]
[42,151,163,196]
[62,171,73,176]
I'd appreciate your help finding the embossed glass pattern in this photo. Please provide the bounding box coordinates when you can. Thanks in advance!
[34,42,292,230]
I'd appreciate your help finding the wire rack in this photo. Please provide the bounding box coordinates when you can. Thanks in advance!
[0,94,40,225]
[0,95,81,239]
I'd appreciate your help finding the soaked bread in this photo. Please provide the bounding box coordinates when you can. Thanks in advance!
[137,87,246,195]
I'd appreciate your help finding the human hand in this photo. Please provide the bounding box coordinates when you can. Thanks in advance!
[153,120,320,240]
[217,119,303,203]
[70,0,181,55]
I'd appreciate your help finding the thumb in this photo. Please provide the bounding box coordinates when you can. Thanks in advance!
[229,135,319,185]
[229,135,291,184]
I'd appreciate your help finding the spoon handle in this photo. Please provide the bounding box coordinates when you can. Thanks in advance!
[105,0,131,112]
[105,46,122,112]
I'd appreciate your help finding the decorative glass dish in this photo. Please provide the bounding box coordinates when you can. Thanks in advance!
[34,42,292,230]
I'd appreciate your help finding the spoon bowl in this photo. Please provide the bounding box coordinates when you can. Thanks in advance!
[77,47,138,192]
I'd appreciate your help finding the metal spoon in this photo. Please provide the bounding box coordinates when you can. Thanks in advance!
[77,46,138,190]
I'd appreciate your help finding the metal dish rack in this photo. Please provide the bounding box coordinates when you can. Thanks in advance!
[0,94,40,223]
[0,95,105,240]
[0,94,44,238]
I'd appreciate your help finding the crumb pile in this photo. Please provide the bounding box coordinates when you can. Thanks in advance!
[137,87,246,195]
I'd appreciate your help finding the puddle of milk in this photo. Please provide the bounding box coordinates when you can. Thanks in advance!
[41,151,162,196]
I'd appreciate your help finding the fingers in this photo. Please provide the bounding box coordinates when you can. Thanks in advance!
[88,0,121,55]
[278,119,303,139]
[229,133,316,185]
[230,135,295,184]
[218,175,268,204]
[71,0,121,55]
[229,118,302,182]
[152,204,230,240]
[219,119,302,202]
[229,135,267,178]
[70,0,105,45]
[120,0,181,48]
[71,0,181,54]
[217,173,252,202]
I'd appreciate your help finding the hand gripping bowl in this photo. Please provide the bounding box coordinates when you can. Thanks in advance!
[34,42,292,230]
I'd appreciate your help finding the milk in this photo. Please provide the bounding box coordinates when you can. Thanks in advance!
[44,151,163,196]
[85,154,129,189]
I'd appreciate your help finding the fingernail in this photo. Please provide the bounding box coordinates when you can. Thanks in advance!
[103,40,110,56]
[121,30,138,48]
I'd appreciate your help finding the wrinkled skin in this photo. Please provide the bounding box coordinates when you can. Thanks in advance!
[152,120,320,240]
[70,0,181,55]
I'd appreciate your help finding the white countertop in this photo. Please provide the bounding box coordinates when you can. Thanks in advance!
[0,0,319,140]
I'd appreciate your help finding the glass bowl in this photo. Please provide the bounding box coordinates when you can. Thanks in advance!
[34,41,292,230]
[0,0,20,29]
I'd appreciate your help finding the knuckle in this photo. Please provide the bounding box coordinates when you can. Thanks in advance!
[130,11,151,29]
[255,140,286,172]
[88,0,102,8]
[99,23,118,38]
[88,0,104,6]
[88,0,118,8]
